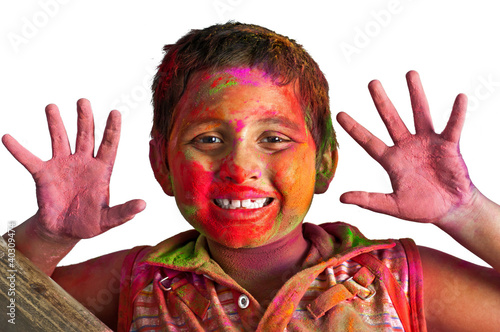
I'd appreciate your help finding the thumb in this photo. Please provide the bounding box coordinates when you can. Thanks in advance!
[340,191,399,216]
[101,199,146,230]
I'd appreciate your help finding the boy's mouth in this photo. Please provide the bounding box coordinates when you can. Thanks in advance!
[213,198,274,209]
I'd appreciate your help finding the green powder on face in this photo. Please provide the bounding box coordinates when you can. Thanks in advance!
[183,205,198,219]
[208,79,238,95]
[184,149,195,161]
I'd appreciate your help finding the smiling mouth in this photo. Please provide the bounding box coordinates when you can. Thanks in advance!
[213,198,274,209]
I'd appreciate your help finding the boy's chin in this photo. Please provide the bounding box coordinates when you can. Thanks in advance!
[202,222,303,250]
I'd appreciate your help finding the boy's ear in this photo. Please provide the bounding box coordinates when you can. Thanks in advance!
[314,147,338,194]
[149,135,174,196]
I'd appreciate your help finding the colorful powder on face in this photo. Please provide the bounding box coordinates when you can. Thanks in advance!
[209,79,239,95]
[210,76,224,88]
[208,68,264,96]
[183,205,198,219]
[232,119,245,133]
[183,148,195,161]
[167,67,319,249]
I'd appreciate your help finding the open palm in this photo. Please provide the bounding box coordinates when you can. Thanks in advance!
[2,99,145,240]
[337,71,474,224]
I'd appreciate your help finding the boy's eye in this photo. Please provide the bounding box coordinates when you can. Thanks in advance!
[190,134,224,151]
[261,136,285,143]
[259,134,292,151]
[198,136,222,144]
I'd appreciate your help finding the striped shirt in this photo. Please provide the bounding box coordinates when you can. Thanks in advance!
[118,222,426,331]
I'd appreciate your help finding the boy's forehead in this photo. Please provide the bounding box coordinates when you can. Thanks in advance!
[171,66,305,133]
[182,67,300,106]
[189,67,269,95]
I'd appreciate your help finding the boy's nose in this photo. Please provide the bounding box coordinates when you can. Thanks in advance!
[219,151,262,184]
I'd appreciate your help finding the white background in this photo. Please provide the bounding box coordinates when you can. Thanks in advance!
[1,0,499,267]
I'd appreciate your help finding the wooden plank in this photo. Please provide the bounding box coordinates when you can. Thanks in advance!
[0,236,112,331]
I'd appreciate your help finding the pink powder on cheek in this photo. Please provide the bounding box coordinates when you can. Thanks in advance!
[170,152,211,206]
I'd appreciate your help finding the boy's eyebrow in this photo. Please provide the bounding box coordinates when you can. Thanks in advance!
[181,116,303,131]
[256,116,302,131]
[180,118,223,131]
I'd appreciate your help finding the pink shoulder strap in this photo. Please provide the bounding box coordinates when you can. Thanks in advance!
[117,245,150,332]
[400,238,427,332]
[352,239,426,332]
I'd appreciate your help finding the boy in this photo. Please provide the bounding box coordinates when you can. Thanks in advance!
[3,22,500,331]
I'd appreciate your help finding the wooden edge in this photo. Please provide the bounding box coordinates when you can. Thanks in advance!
[0,235,112,331]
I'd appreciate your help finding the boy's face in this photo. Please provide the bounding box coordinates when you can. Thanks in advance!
[165,67,318,248]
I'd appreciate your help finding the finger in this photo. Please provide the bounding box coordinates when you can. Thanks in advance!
[101,199,146,231]
[45,104,71,158]
[441,93,468,143]
[406,70,434,134]
[340,191,399,216]
[96,110,121,164]
[75,98,95,156]
[368,79,410,143]
[336,112,388,161]
[2,134,43,174]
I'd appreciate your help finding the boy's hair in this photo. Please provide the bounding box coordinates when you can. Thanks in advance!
[151,22,337,167]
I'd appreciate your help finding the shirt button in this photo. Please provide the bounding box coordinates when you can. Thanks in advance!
[238,294,250,309]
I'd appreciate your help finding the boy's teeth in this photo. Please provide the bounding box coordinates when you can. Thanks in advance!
[215,198,269,209]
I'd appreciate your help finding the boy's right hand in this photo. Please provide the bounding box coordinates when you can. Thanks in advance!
[2,98,146,243]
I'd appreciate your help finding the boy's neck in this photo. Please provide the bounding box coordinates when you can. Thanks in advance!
[206,224,310,306]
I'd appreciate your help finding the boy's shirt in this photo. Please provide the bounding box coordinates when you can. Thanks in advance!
[118,223,426,331]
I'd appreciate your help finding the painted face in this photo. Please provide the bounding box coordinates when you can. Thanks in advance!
[167,67,317,248]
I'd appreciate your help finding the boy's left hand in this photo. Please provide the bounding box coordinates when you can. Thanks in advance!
[339,71,500,331]
[337,70,475,225]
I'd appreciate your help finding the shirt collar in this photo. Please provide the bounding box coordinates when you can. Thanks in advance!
[139,222,395,278]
